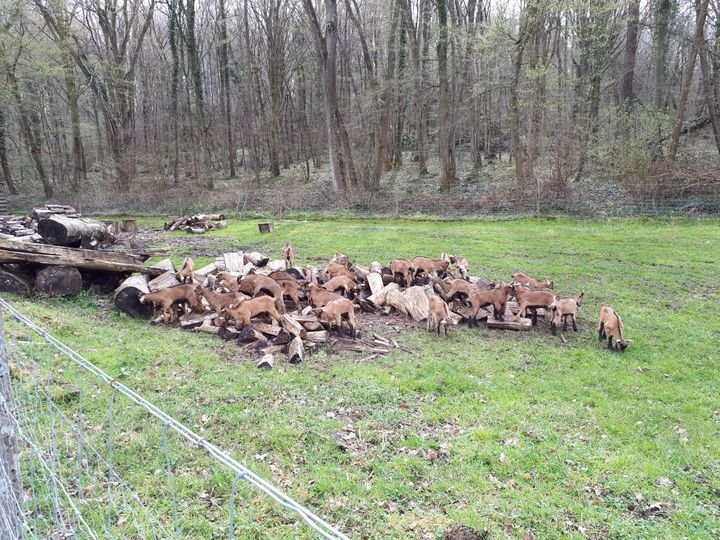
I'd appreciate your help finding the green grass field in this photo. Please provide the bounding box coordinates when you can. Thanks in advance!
[4,216,720,539]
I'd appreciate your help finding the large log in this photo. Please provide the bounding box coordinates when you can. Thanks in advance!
[245,252,269,267]
[222,252,244,272]
[113,275,152,318]
[367,282,400,307]
[148,270,181,292]
[0,267,33,294]
[37,215,112,247]
[366,272,384,296]
[35,266,83,297]
[402,286,430,321]
[0,238,163,275]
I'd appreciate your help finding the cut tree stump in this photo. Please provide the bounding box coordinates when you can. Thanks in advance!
[113,274,152,318]
[35,266,83,296]
[0,267,34,294]
[258,223,274,233]
[37,215,112,247]
[287,336,304,364]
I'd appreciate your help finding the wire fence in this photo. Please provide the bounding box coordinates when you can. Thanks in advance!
[0,298,350,539]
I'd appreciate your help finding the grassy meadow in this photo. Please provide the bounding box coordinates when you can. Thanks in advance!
[4,216,719,539]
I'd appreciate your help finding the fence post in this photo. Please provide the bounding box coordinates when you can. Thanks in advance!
[0,313,24,538]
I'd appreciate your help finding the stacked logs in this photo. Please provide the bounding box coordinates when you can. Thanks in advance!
[113,251,409,368]
[164,214,227,234]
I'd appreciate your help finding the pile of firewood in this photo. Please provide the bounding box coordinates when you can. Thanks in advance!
[0,204,81,242]
[164,214,227,234]
[0,216,37,238]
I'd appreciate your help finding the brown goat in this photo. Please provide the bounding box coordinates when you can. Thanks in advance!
[466,285,513,326]
[194,285,247,315]
[512,272,554,290]
[321,275,358,297]
[140,284,203,323]
[324,262,356,280]
[282,242,295,270]
[216,271,241,292]
[389,259,415,287]
[318,297,358,337]
[411,256,450,281]
[279,280,302,309]
[443,279,484,303]
[512,286,557,325]
[598,305,631,351]
[450,256,469,279]
[306,283,343,308]
[550,293,584,335]
[224,296,282,327]
[177,257,195,283]
[427,295,452,337]
[238,274,285,313]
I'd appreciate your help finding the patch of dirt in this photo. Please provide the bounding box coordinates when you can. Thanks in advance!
[445,525,489,540]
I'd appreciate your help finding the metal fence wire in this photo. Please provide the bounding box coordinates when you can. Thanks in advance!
[0,298,350,540]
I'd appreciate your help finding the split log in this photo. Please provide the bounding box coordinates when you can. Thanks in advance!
[0,238,163,275]
[179,313,206,330]
[304,331,328,343]
[192,318,221,334]
[35,266,83,296]
[384,289,408,315]
[113,275,152,318]
[188,227,206,234]
[366,272,384,296]
[245,252,269,267]
[256,354,274,370]
[148,270,181,292]
[302,321,324,331]
[209,220,227,230]
[195,263,217,277]
[287,337,304,364]
[37,215,113,247]
[218,327,240,340]
[252,322,282,337]
[367,282,400,307]
[222,252,244,272]
[237,325,261,343]
[151,258,176,273]
[486,317,532,331]
[281,314,306,338]
[273,330,293,346]
[265,259,285,272]
[0,267,34,294]
[402,286,430,321]
[240,262,255,276]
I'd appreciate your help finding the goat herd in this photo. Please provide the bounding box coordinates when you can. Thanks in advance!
[138,244,631,353]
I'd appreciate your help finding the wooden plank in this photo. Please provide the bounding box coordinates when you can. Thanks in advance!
[252,322,282,337]
[281,314,306,338]
[0,237,147,264]
[304,330,328,343]
[486,317,532,331]
[0,250,164,275]
[195,262,217,277]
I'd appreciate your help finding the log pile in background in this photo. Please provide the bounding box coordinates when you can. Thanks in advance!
[164,214,227,234]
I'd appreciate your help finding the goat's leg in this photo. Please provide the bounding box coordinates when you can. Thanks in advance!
[607,336,614,350]
[599,322,606,341]
[563,315,568,332]
[572,314,578,332]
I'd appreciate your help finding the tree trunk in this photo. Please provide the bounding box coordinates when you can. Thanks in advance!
[654,0,672,109]
[669,0,709,162]
[64,55,84,192]
[436,0,456,188]
[0,108,16,195]
[698,27,720,154]
[37,216,112,247]
[169,0,181,184]
[218,0,235,177]
[35,266,83,296]
[620,0,640,106]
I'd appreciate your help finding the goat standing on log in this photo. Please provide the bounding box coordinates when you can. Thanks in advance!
[598,305,631,351]
[306,283,344,308]
[318,297,358,337]
[512,272,553,290]
[550,293,583,335]
[194,285,246,316]
[238,274,286,313]
[321,275,358,298]
[282,242,295,270]
[389,259,415,287]
[177,257,195,283]
[466,285,513,326]
[224,296,282,327]
[140,284,203,323]
[427,295,452,336]
[411,256,450,282]
[512,285,557,325]
[217,271,240,292]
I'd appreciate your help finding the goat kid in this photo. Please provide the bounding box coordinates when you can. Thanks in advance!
[194,285,247,315]
[238,275,286,313]
[321,275,358,297]
[318,297,358,337]
[282,242,295,270]
[466,285,513,326]
[427,294,452,337]
[306,283,344,308]
[512,285,557,325]
[140,284,203,323]
[224,296,282,327]
[598,305,631,351]
[389,259,415,287]
[512,272,554,290]
[177,257,195,283]
[550,293,583,335]
[411,256,451,281]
